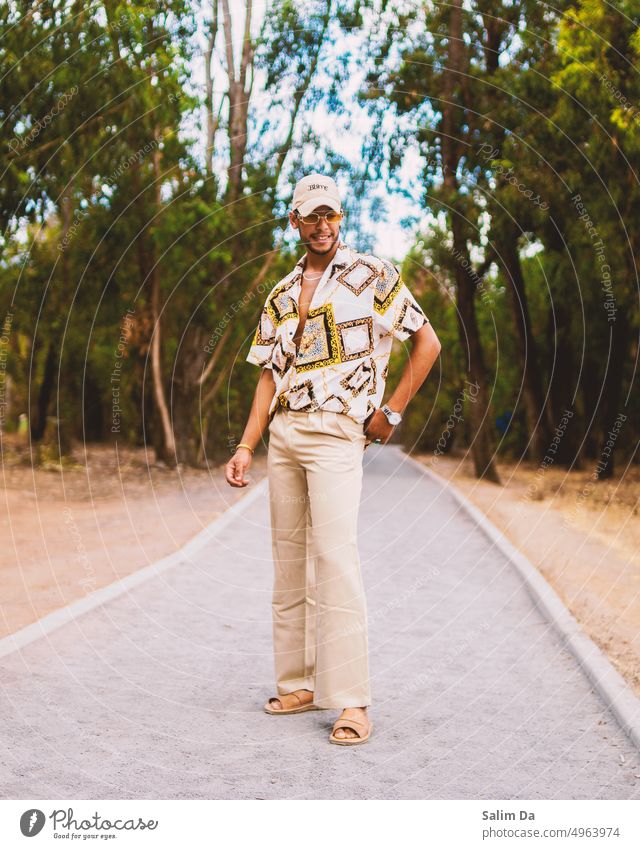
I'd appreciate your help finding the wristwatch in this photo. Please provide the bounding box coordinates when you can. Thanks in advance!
[381,404,402,426]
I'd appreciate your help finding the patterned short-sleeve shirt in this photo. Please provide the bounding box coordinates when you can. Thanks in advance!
[245,242,430,425]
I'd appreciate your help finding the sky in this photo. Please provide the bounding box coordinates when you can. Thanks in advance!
[188,0,429,262]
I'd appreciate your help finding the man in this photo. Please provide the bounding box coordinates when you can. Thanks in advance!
[225,173,441,745]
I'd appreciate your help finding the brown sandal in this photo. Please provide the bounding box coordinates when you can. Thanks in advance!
[329,715,373,745]
[264,691,320,715]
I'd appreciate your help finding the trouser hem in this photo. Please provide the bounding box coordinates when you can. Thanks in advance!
[276,680,315,695]
[313,698,372,710]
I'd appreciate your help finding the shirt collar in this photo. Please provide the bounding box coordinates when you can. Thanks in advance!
[294,241,353,276]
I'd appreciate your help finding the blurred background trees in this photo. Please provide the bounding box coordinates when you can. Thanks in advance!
[1,0,637,479]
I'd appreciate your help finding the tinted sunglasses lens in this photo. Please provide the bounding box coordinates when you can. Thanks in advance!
[299,211,342,224]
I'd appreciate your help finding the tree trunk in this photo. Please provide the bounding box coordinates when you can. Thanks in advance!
[149,264,175,464]
[493,223,553,461]
[580,355,600,460]
[546,297,581,468]
[31,188,73,445]
[172,325,210,466]
[441,0,500,483]
[149,136,176,465]
[204,0,220,177]
[31,341,56,441]
[452,250,500,483]
[227,80,249,200]
[221,0,253,200]
[597,311,630,479]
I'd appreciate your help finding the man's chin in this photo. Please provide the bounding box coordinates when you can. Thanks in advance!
[306,237,338,255]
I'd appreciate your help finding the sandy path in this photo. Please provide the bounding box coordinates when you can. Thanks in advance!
[0,444,637,799]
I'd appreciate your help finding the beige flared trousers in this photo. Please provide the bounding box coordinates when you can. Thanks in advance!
[266,407,371,709]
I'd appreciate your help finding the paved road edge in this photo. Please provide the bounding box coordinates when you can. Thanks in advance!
[0,478,269,661]
[398,447,640,753]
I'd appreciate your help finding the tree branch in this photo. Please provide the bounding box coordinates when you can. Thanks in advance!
[204,0,220,174]
[272,0,332,190]
[220,0,236,83]
[239,0,253,92]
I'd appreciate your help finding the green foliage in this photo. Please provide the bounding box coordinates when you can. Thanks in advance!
[1,0,638,471]
[350,0,638,466]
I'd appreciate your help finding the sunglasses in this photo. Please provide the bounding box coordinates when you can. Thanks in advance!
[294,210,343,225]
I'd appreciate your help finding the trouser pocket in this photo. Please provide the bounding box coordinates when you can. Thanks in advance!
[333,413,366,444]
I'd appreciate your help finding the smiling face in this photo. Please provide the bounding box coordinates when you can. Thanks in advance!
[289,204,342,256]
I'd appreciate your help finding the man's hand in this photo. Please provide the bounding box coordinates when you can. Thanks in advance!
[363,409,396,446]
[225,447,253,487]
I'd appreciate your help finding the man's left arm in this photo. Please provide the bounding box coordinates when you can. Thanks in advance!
[386,322,441,414]
[365,323,441,443]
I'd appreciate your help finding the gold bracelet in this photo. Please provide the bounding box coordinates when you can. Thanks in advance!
[236,443,254,455]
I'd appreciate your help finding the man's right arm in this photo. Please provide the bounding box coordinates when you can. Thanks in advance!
[225,368,276,487]
[240,367,277,451]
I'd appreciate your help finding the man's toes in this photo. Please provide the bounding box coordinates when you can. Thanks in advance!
[269,698,282,710]
[334,727,357,739]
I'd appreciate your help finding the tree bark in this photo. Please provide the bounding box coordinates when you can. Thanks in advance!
[597,311,630,479]
[221,0,253,200]
[204,0,220,177]
[172,325,210,466]
[546,296,580,468]
[149,134,176,465]
[493,222,553,461]
[31,341,56,441]
[441,0,500,483]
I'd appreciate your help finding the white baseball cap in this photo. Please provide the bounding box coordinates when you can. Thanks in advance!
[292,173,342,217]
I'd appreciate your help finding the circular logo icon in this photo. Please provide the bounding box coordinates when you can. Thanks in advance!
[20,809,45,837]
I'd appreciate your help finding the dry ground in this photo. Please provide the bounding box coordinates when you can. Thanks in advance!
[0,435,268,640]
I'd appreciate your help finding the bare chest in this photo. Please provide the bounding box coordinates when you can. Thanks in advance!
[293,279,321,350]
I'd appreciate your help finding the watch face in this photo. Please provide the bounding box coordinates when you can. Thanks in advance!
[382,406,401,425]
